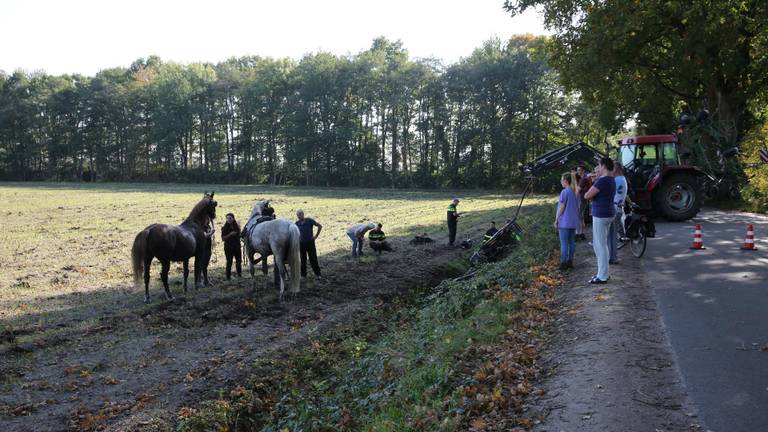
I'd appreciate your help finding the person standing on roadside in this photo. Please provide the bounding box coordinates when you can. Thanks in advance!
[609,164,628,264]
[584,157,616,284]
[220,213,242,280]
[295,209,323,279]
[447,198,462,246]
[574,166,585,240]
[555,173,580,270]
[576,165,591,241]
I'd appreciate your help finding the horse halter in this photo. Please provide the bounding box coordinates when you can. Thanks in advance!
[202,191,217,220]
[208,198,218,218]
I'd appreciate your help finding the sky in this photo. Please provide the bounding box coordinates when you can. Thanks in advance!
[0,0,547,76]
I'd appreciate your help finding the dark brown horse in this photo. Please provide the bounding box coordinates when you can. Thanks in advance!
[131,192,217,303]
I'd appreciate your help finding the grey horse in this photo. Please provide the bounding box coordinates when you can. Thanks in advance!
[242,200,301,301]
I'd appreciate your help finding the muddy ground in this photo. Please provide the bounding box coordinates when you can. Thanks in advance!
[528,240,701,432]
[0,235,469,432]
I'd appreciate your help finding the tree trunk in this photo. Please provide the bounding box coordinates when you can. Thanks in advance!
[390,109,399,182]
[380,106,388,174]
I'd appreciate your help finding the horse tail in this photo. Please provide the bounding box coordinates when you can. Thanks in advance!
[289,225,301,293]
[132,228,150,289]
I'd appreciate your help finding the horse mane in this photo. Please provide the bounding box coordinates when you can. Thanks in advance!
[185,195,213,224]
[249,200,267,219]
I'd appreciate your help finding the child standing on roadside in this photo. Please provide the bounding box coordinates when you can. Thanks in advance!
[555,172,580,270]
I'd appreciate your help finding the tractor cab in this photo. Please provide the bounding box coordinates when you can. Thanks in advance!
[617,134,704,221]
[618,135,680,190]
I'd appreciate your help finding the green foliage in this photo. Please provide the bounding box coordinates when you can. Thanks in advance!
[0,37,607,188]
[739,114,768,212]
[505,0,768,140]
[176,206,556,432]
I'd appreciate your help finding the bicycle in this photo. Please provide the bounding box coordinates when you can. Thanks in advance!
[616,202,655,258]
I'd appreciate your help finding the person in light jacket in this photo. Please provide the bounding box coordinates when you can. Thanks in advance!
[347,222,376,257]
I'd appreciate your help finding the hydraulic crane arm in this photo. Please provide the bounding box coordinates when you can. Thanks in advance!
[520,141,605,177]
[473,142,605,264]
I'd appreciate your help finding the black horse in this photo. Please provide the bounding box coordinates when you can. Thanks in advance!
[131,192,217,303]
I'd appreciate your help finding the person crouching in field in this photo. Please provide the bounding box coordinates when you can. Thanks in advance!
[368,223,394,254]
[221,213,242,279]
[347,222,376,257]
[484,221,498,243]
[295,209,323,279]
[554,172,580,270]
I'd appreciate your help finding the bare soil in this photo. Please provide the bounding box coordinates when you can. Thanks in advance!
[527,239,702,432]
[0,238,466,431]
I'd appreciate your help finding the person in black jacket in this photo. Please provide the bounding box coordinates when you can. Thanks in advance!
[221,213,242,279]
[368,223,393,254]
[484,221,498,243]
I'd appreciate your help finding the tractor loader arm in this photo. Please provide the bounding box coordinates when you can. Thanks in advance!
[520,141,605,176]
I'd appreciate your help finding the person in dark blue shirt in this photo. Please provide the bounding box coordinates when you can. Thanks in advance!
[584,157,616,284]
[295,209,323,278]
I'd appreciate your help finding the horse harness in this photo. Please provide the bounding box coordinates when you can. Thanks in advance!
[241,209,278,261]
[242,214,276,240]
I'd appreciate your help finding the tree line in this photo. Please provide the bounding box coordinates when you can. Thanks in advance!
[0,36,607,188]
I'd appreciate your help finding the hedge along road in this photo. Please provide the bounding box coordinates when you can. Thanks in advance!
[645,208,768,432]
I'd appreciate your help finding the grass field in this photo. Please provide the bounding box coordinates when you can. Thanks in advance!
[0,182,553,431]
[0,183,543,320]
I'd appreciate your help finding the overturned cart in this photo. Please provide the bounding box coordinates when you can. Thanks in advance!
[470,218,525,264]
[469,141,596,264]
[469,184,530,265]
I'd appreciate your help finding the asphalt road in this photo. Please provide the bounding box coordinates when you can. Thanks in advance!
[643,209,768,432]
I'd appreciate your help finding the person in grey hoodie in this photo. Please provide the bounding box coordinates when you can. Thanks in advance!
[346,222,376,257]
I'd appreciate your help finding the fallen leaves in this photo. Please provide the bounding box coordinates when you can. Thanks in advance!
[470,417,487,429]
[458,261,561,431]
[71,404,107,431]
[101,375,120,385]
[178,406,198,418]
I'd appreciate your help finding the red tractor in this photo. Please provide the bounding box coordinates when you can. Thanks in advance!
[522,134,710,221]
[618,134,706,221]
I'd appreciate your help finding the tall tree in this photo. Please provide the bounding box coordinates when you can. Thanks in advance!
[504,0,768,141]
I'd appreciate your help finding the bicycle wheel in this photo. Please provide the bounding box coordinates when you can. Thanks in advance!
[616,228,627,250]
[630,226,647,258]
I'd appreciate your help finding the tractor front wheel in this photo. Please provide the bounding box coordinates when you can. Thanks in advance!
[654,174,702,221]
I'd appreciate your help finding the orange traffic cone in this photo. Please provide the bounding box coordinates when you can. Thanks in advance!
[741,224,758,251]
[690,225,705,250]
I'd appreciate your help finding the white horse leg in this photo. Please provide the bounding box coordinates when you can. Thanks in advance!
[273,249,289,302]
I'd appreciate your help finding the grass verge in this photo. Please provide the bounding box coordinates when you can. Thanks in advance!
[176,207,558,432]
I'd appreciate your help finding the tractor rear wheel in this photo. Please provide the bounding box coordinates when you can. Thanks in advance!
[654,173,703,221]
